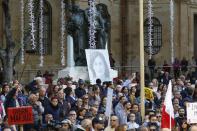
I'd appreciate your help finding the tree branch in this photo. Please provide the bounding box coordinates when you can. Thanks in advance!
[2,0,15,50]
[14,48,21,66]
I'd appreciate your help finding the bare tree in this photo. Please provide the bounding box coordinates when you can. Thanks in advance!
[0,0,20,82]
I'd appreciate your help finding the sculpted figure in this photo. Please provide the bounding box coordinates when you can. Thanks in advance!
[67,5,88,66]
[66,3,111,66]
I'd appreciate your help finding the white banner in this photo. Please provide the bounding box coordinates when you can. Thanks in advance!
[85,49,111,84]
[187,102,197,124]
[105,88,113,117]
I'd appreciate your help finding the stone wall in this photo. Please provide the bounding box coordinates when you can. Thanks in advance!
[126,0,197,71]
[0,0,3,46]
[0,0,197,82]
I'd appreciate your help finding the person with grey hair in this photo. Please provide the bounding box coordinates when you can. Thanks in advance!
[25,93,44,130]
[75,118,92,131]
[38,87,50,108]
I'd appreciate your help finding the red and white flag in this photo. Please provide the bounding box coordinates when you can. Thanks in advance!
[161,80,175,129]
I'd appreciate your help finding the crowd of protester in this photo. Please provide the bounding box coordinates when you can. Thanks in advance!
[0,58,197,131]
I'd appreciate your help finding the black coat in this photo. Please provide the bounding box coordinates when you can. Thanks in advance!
[75,87,86,98]
[44,103,61,121]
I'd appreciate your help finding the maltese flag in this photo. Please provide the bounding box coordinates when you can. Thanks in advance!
[161,80,175,129]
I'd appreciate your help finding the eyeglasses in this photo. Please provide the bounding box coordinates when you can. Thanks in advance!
[110,119,117,121]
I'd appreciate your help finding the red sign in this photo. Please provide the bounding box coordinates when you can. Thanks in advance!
[8,106,33,125]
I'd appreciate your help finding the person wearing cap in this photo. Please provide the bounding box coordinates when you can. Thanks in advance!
[75,79,86,98]
[92,116,105,131]
[59,119,72,131]
[104,115,119,131]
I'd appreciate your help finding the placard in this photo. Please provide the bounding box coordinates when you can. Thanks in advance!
[187,102,197,124]
[105,88,113,117]
[86,49,111,84]
[8,106,33,125]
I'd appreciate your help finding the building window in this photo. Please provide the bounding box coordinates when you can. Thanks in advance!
[144,17,162,55]
[26,0,52,55]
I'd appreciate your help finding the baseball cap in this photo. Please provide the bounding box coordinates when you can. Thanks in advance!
[85,112,93,118]
[61,119,71,125]
[92,116,104,125]
[78,79,85,85]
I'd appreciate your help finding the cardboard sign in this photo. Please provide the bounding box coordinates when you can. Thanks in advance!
[86,49,111,84]
[187,102,197,124]
[105,88,113,117]
[8,106,33,125]
[144,87,154,100]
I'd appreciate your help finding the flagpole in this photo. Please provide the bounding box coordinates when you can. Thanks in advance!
[169,81,172,130]
[139,0,145,121]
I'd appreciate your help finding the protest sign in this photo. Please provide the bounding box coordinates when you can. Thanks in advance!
[105,88,113,117]
[187,102,197,124]
[86,49,111,84]
[8,106,33,125]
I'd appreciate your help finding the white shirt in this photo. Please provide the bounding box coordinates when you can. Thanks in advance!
[127,121,139,129]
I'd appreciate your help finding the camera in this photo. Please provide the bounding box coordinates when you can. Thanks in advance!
[47,120,62,129]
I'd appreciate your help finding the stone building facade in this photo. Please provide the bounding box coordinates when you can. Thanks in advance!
[0,0,197,82]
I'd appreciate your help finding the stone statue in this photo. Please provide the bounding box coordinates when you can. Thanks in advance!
[67,5,88,66]
[95,3,111,49]
[66,3,111,66]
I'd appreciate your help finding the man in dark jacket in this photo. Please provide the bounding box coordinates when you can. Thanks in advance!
[39,87,50,108]
[57,89,71,120]
[75,79,86,98]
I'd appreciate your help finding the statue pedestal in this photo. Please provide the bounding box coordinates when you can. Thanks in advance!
[58,66,118,82]
[58,66,89,81]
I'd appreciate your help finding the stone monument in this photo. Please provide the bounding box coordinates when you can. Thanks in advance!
[58,2,117,82]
